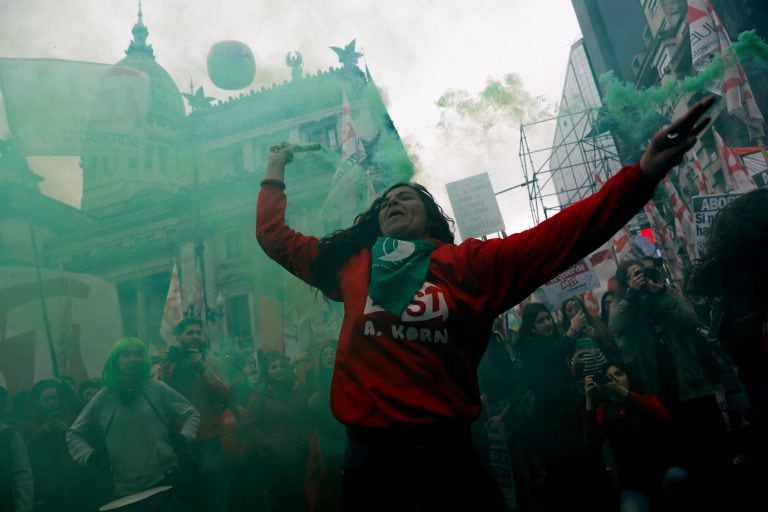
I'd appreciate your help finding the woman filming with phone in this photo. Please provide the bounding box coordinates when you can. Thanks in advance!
[584,362,689,512]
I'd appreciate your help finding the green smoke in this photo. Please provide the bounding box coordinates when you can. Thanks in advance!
[436,73,554,131]
[598,30,768,148]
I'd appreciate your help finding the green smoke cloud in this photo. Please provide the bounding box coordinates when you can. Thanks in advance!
[436,73,554,131]
[598,30,768,148]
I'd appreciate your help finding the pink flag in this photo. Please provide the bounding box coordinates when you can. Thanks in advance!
[713,129,757,192]
[160,261,183,345]
[661,177,697,260]
[688,0,765,139]
[644,201,683,283]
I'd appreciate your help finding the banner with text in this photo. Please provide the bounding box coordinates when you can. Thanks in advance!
[692,193,742,258]
[542,258,600,306]
[0,58,149,157]
[743,151,768,188]
[446,172,505,240]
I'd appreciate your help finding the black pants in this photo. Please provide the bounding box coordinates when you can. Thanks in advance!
[342,424,507,512]
[178,438,229,512]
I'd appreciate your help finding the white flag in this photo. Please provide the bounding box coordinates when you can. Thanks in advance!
[160,261,183,346]
[688,152,716,195]
[322,88,368,216]
[687,0,765,139]
[713,129,757,193]
[661,177,697,260]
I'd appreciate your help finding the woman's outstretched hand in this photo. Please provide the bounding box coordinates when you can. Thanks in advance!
[639,95,716,180]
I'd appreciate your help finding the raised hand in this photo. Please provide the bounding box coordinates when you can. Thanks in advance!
[639,95,716,179]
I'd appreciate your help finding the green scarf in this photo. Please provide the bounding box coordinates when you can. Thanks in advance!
[369,237,436,316]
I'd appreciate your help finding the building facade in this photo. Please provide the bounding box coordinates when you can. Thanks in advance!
[550,39,622,209]
[0,11,411,384]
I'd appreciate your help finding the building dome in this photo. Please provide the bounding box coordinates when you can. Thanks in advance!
[115,9,184,128]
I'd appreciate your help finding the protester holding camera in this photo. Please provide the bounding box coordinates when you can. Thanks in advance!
[162,318,232,512]
[609,260,717,407]
[609,259,729,505]
[583,362,688,512]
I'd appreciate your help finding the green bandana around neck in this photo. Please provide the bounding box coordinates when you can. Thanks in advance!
[369,237,436,316]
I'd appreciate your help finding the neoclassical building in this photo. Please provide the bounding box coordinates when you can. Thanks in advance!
[0,10,411,382]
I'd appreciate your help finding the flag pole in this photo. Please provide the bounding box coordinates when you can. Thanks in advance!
[28,223,60,379]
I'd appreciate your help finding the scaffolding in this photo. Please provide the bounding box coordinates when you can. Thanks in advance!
[518,106,638,226]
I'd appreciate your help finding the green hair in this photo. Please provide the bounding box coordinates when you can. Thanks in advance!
[101,337,151,389]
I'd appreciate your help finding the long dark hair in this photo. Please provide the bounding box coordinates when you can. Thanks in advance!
[257,351,295,395]
[688,189,768,299]
[561,296,596,332]
[518,303,553,346]
[615,259,643,300]
[27,379,60,420]
[311,182,455,294]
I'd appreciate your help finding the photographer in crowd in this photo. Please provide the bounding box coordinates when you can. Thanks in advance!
[609,260,728,507]
[162,318,232,512]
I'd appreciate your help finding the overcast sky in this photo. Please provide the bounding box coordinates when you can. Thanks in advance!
[0,0,582,233]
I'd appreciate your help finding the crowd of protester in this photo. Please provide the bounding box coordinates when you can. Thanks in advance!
[2,99,766,511]
[0,319,346,512]
[2,235,763,512]
[476,240,767,511]
[1,202,767,511]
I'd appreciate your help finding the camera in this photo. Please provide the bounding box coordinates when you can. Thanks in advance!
[643,266,661,282]
[589,371,610,385]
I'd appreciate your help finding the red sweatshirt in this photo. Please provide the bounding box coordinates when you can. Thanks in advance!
[256,164,658,428]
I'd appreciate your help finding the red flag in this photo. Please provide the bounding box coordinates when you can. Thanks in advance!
[713,129,757,192]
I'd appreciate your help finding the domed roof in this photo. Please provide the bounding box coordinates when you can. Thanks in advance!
[114,9,184,128]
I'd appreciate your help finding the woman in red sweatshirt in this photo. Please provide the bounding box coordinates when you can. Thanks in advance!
[255,97,714,512]
[584,362,689,511]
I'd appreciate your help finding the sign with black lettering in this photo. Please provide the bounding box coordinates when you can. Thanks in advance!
[743,151,768,189]
[692,193,742,258]
[541,259,600,305]
[446,173,506,239]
